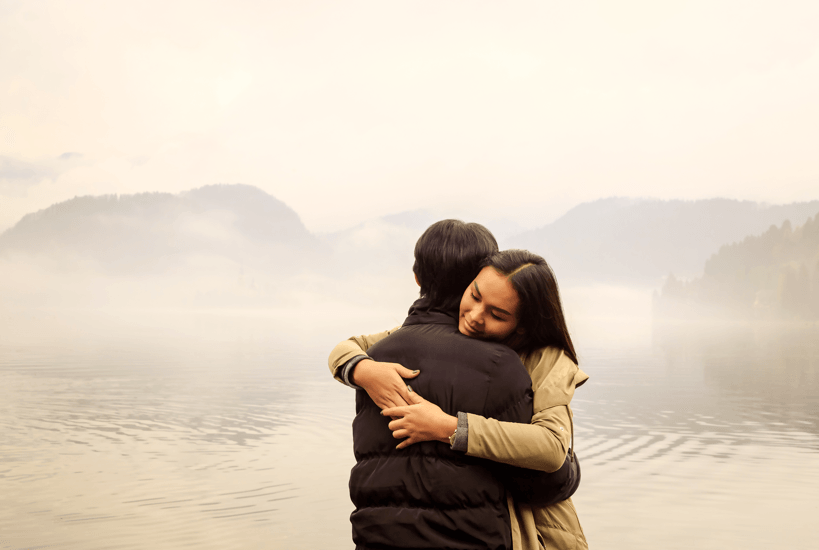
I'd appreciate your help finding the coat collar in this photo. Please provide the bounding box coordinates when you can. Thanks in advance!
[402,297,459,327]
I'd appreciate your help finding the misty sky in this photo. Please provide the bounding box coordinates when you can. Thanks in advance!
[1,0,818,234]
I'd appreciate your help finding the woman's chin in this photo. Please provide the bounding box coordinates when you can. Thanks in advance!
[459,328,477,338]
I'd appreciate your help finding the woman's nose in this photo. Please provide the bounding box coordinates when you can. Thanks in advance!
[468,308,485,326]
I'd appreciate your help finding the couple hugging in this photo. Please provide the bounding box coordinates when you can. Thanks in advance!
[328,219,589,550]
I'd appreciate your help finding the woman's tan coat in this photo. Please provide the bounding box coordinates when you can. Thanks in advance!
[329,330,589,550]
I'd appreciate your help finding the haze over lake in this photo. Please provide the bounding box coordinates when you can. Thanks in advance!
[2,187,819,548]
[4,2,819,547]
[1,304,817,549]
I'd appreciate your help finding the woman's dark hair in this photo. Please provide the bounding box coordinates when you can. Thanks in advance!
[413,219,498,311]
[483,249,578,364]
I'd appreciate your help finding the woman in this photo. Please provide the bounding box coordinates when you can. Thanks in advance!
[329,249,589,550]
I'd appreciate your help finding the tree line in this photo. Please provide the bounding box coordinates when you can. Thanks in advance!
[656,213,819,319]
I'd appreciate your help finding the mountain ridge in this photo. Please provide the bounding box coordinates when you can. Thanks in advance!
[3,186,819,292]
[506,197,819,284]
[0,184,321,274]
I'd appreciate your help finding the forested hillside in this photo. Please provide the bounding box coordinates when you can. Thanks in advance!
[508,198,819,285]
[656,214,819,319]
[4,185,819,313]
[0,184,321,274]
[0,185,330,308]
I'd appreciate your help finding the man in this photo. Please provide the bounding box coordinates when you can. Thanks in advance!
[330,220,535,550]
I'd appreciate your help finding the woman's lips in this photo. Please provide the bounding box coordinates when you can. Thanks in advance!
[462,319,482,336]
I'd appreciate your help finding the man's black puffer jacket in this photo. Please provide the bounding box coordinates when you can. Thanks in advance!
[350,300,534,550]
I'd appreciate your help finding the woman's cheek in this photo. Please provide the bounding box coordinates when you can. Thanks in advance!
[496,321,515,340]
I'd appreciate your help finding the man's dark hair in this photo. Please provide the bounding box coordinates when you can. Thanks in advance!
[412,219,498,311]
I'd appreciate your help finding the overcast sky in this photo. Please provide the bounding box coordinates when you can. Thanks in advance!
[1,0,818,233]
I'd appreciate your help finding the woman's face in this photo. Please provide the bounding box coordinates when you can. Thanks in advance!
[459,266,523,341]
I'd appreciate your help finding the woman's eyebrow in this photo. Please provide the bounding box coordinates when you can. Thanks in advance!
[474,281,513,317]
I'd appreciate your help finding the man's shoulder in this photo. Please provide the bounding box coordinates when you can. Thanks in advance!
[465,334,522,362]
[399,322,519,355]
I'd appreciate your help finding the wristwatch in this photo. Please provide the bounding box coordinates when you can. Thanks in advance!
[448,428,458,446]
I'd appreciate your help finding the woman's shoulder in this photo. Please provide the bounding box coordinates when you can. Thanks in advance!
[522,346,589,390]
[520,346,570,375]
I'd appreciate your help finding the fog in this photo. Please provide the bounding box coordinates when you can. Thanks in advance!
[3,188,818,550]
[1,186,817,327]
[3,3,819,546]
[3,1,819,236]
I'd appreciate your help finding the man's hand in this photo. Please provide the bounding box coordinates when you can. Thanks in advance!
[352,359,420,410]
[382,389,458,449]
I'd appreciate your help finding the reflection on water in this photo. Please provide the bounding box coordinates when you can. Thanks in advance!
[574,319,819,550]
[0,310,817,549]
[0,309,359,550]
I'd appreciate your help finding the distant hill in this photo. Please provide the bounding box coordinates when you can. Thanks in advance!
[506,198,819,285]
[318,209,527,280]
[319,212,431,280]
[3,190,819,309]
[0,184,322,275]
[656,215,819,319]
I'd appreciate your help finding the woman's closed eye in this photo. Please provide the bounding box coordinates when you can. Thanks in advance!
[470,291,506,320]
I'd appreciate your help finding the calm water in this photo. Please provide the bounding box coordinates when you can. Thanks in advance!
[1,308,817,549]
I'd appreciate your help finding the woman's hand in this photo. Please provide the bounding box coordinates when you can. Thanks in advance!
[382,389,458,449]
[352,359,420,410]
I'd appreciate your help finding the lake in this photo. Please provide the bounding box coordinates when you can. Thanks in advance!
[1,307,817,549]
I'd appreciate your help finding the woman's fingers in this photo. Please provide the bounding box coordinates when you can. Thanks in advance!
[356,360,415,409]
[380,395,405,410]
[406,389,425,405]
[383,397,454,448]
[396,437,418,450]
[382,406,408,419]
[390,363,420,380]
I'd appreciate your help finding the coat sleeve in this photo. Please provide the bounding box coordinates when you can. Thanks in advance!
[466,348,589,472]
[327,326,401,383]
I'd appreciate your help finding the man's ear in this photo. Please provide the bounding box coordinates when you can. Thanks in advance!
[414,273,421,287]
[515,326,526,335]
